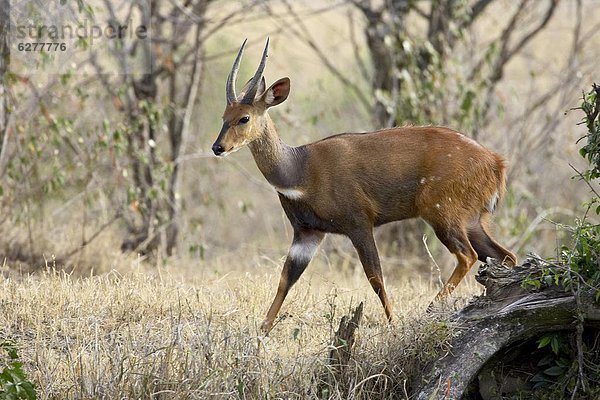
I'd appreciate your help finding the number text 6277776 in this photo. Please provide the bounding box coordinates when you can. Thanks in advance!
[17,42,67,51]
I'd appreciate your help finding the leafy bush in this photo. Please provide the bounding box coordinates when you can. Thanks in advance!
[578,84,600,182]
[561,84,600,297]
[524,85,600,299]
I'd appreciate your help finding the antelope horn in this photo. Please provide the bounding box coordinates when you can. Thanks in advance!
[241,37,269,104]
[226,39,247,104]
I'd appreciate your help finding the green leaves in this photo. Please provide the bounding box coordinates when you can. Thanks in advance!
[538,334,560,355]
[59,0,89,15]
[576,84,600,186]
[0,341,37,400]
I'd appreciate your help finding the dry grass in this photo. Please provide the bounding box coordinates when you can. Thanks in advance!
[0,257,480,399]
[3,2,598,398]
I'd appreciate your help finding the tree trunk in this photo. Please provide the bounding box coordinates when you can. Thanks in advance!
[118,1,209,256]
[0,0,10,178]
[361,3,433,262]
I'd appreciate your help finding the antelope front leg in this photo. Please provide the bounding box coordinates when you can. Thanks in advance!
[261,229,325,332]
[349,228,394,323]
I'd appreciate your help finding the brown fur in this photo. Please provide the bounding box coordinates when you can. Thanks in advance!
[213,64,516,332]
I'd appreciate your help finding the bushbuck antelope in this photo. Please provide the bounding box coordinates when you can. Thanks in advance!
[212,39,517,331]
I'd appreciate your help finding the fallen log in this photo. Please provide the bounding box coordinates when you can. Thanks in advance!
[417,256,600,399]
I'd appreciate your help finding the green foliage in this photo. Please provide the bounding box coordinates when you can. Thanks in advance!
[530,344,576,392]
[372,2,492,132]
[0,341,36,400]
[566,84,600,295]
[518,85,600,398]
[537,334,561,355]
[523,85,600,299]
[577,84,600,182]
[559,221,600,300]
[59,0,93,17]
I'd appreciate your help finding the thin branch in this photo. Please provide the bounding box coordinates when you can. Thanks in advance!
[63,213,121,260]
[412,3,429,19]
[0,104,11,179]
[349,0,380,21]
[177,27,204,167]
[475,0,558,131]
[166,0,211,24]
[201,0,266,40]
[469,0,528,81]
[273,0,372,112]
[467,0,494,26]
[570,164,600,200]
[347,9,370,82]
[168,22,205,249]
[568,134,590,400]
[506,207,576,251]
[499,0,558,79]
[422,234,444,290]
[503,2,586,164]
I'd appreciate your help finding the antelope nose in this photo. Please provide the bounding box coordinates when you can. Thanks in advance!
[212,143,224,156]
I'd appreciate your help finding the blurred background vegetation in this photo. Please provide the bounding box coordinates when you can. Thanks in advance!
[0,0,599,280]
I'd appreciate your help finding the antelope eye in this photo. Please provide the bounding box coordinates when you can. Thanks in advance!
[239,116,250,124]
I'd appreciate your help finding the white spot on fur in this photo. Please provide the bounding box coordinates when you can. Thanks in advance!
[435,203,441,209]
[420,177,426,184]
[274,187,304,200]
[457,133,479,146]
[487,191,499,213]
[289,240,319,263]
[447,153,452,157]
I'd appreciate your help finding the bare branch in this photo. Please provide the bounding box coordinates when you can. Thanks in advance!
[63,213,121,261]
[497,0,558,81]
[349,0,381,20]
[0,111,10,179]
[469,0,528,81]
[412,3,429,19]
[468,0,494,24]
[474,0,558,132]
[273,0,372,113]
[201,0,264,40]
[179,28,204,163]
[570,165,600,204]
[506,1,596,129]
[347,9,370,82]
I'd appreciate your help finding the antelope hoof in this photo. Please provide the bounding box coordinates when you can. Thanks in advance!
[260,318,273,333]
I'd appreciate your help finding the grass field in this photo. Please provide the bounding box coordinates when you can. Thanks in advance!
[0,256,479,399]
[2,1,599,398]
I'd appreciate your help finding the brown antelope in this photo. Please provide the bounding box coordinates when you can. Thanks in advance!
[212,38,517,331]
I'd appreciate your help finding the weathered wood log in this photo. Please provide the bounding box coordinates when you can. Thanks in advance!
[417,256,600,400]
[329,302,364,372]
[319,302,364,396]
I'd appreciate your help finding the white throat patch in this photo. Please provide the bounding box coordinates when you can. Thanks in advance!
[274,186,304,200]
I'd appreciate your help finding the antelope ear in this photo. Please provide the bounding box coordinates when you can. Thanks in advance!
[239,76,266,101]
[260,77,290,108]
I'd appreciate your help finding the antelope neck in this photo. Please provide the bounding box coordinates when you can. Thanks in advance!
[248,115,306,191]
